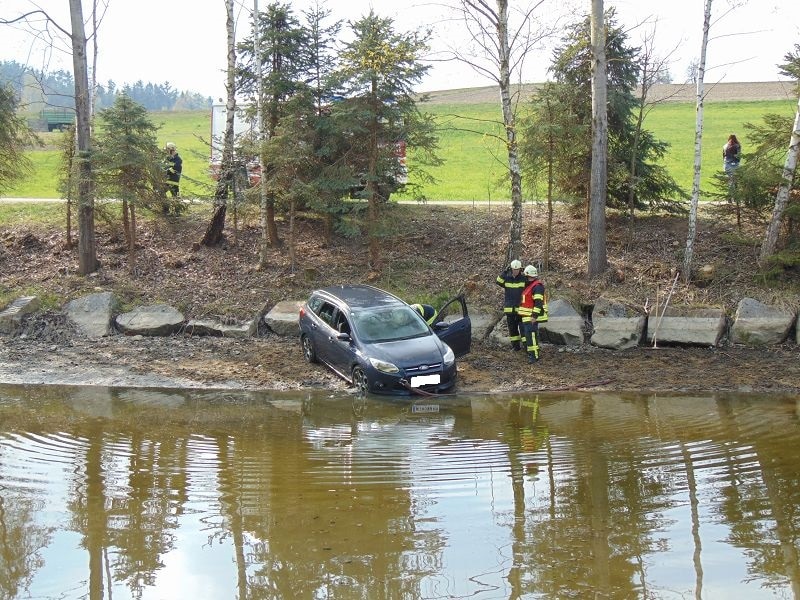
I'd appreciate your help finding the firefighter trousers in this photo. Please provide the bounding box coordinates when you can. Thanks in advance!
[506,311,522,347]
[522,320,540,361]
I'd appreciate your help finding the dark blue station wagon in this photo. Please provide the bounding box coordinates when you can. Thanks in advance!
[298,285,472,395]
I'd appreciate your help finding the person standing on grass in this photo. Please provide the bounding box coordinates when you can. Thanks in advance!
[518,265,548,364]
[723,134,741,201]
[496,259,526,350]
[164,142,182,197]
[723,134,741,173]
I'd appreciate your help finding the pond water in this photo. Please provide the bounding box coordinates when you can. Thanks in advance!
[1,384,800,599]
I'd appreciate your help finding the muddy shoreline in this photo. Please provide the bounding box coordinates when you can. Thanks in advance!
[2,333,798,397]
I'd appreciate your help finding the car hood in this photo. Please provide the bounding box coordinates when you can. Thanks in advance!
[368,335,447,367]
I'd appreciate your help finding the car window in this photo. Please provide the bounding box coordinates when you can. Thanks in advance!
[307,295,323,313]
[333,311,351,335]
[352,306,429,343]
[316,301,337,328]
[437,295,468,323]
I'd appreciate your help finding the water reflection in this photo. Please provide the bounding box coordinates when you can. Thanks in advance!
[1,384,800,599]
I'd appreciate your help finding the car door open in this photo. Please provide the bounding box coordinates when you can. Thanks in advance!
[432,295,471,357]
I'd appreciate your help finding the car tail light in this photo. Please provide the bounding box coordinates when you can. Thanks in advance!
[299,307,306,318]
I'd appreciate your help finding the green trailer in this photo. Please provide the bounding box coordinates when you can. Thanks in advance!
[40,109,74,131]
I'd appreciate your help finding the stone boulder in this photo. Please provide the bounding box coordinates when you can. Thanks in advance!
[115,304,184,336]
[730,297,796,346]
[487,316,512,348]
[541,298,584,346]
[185,317,258,338]
[646,305,727,347]
[466,310,496,342]
[264,300,304,336]
[590,296,646,350]
[0,296,40,334]
[64,291,118,338]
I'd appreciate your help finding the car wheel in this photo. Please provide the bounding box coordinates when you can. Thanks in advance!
[352,366,369,396]
[301,334,318,364]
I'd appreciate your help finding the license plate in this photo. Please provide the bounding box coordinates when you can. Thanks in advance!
[412,404,440,413]
[410,374,440,387]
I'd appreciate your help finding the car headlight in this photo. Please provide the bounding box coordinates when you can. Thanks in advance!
[368,357,400,373]
[443,345,455,367]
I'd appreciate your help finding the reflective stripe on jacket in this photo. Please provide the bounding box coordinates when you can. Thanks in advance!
[518,279,548,323]
[411,303,438,325]
[496,269,526,313]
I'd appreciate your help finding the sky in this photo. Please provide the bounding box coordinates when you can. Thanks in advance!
[2,0,799,99]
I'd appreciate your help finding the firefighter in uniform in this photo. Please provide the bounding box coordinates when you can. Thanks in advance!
[411,303,438,326]
[518,265,548,364]
[496,259,526,350]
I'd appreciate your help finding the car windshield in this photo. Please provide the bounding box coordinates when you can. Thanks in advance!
[351,305,430,343]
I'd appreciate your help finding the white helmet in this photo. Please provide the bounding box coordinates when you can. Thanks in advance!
[165,142,177,150]
[524,265,538,277]
[510,259,522,270]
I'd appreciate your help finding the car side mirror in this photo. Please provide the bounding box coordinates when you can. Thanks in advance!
[433,321,450,330]
[337,332,351,341]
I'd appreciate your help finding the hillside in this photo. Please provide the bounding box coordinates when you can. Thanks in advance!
[1,201,798,395]
[421,80,798,104]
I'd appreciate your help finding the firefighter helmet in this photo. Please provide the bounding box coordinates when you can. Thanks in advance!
[510,259,522,270]
[524,265,538,277]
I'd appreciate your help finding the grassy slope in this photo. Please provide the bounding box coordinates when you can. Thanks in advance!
[4,99,796,201]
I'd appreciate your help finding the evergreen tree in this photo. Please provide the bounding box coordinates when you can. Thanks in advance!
[333,10,438,270]
[93,94,163,271]
[237,1,311,248]
[522,9,685,214]
[0,83,36,193]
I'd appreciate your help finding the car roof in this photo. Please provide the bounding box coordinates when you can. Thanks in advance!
[314,285,405,310]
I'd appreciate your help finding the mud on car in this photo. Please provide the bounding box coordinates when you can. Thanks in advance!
[298,285,471,395]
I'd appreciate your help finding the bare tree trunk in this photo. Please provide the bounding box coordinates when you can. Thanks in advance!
[63,125,76,249]
[367,79,382,271]
[128,203,137,273]
[289,199,296,273]
[546,139,553,270]
[448,0,556,269]
[201,0,236,247]
[496,0,523,265]
[759,95,800,262]
[683,0,713,282]
[90,0,98,123]
[588,0,607,278]
[254,0,272,269]
[66,196,73,248]
[265,101,281,248]
[70,0,98,274]
[122,198,131,249]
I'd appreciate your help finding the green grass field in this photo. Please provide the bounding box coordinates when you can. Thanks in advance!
[4,99,796,202]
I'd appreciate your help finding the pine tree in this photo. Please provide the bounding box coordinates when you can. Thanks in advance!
[93,94,162,271]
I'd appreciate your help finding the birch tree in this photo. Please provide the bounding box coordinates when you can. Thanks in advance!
[682,0,712,282]
[759,46,800,262]
[588,0,607,277]
[444,0,557,265]
[201,0,236,247]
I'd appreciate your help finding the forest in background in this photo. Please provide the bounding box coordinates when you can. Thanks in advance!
[0,60,213,114]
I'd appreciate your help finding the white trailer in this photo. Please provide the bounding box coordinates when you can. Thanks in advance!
[209,103,261,185]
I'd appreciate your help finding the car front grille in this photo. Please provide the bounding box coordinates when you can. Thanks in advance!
[404,363,443,376]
